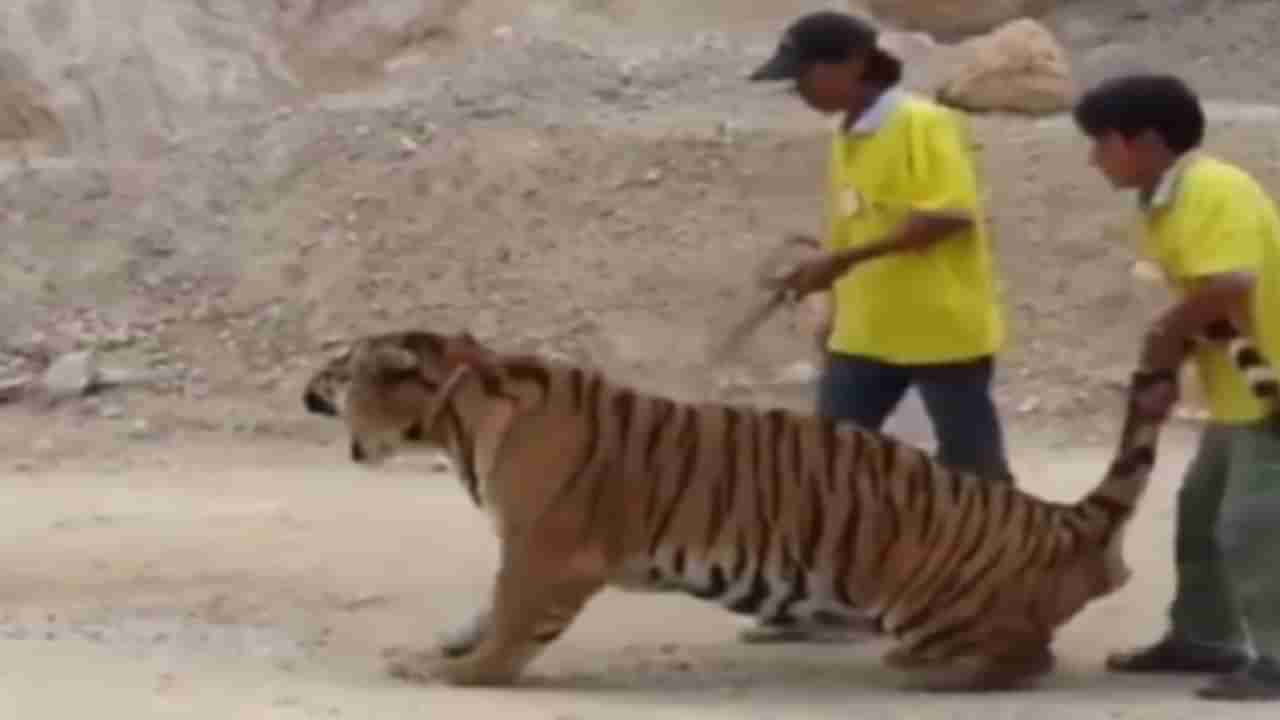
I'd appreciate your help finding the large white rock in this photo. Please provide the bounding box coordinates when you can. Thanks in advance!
[934,18,1075,116]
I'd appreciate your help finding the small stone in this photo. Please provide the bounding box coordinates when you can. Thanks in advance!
[1018,397,1042,414]
[97,366,181,388]
[41,350,100,400]
[471,310,500,340]
[1131,260,1163,284]
[99,404,125,419]
[128,419,153,439]
[0,375,31,404]
[772,361,820,385]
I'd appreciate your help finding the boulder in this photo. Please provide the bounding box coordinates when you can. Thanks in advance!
[40,349,99,402]
[0,51,65,154]
[934,18,1075,116]
[275,0,472,93]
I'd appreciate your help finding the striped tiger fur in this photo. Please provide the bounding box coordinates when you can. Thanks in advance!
[300,323,1277,692]
[1193,318,1280,401]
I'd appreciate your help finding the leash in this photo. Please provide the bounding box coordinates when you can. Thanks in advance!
[707,234,823,365]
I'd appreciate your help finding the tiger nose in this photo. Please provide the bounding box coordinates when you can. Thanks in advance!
[350,441,366,462]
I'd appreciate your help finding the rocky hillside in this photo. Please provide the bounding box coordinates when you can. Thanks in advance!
[3,0,1280,459]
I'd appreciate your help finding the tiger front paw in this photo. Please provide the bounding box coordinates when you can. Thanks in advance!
[383,646,446,685]
[383,645,521,687]
[436,612,489,657]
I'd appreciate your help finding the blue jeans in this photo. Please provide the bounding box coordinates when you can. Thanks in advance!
[817,352,1014,483]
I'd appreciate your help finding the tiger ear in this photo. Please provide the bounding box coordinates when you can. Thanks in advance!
[356,344,420,382]
[444,332,493,367]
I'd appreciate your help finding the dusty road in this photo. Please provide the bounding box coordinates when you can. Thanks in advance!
[0,411,1273,719]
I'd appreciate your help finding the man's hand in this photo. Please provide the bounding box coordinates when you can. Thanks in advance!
[1142,271,1257,372]
[1135,373,1180,419]
[783,233,822,251]
[769,253,848,301]
[1140,322,1188,372]
[765,211,971,301]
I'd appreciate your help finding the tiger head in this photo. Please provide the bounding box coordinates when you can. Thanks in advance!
[302,330,493,467]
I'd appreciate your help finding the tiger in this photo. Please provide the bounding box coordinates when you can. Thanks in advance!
[300,322,1278,692]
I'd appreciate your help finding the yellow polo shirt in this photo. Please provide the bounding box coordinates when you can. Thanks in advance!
[1140,153,1280,423]
[824,90,1004,364]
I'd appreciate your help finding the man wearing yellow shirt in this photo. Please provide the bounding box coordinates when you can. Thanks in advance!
[1074,73,1280,701]
[742,10,1014,643]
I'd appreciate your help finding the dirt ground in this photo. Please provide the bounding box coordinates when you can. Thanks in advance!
[0,417,1272,718]
[4,0,1280,716]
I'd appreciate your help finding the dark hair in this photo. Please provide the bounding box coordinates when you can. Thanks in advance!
[1072,74,1205,153]
[864,49,902,88]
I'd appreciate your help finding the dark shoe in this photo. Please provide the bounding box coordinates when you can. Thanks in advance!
[1196,657,1280,701]
[1106,638,1250,674]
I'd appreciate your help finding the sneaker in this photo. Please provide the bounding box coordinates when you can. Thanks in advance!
[1197,656,1280,701]
[1106,637,1250,674]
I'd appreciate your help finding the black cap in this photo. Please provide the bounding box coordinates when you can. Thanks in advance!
[749,11,893,82]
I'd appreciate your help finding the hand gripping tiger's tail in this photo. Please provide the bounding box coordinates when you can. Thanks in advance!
[1083,319,1278,519]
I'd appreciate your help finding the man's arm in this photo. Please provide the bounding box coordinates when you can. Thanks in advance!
[825,209,972,276]
[772,210,972,299]
[821,111,980,279]
[1143,185,1264,370]
[777,111,979,299]
[1144,271,1257,370]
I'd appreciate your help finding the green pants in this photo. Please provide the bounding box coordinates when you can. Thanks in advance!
[1167,420,1280,658]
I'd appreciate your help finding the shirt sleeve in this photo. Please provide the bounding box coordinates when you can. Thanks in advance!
[907,109,980,215]
[1164,191,1263,282]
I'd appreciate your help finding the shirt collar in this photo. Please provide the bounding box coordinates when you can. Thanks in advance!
[1140,151,1197,211]
[839,85,904,136]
